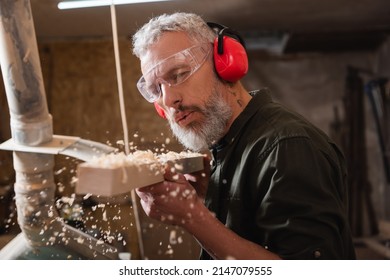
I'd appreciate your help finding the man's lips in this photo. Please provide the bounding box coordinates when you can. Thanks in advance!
[174,111,194,125]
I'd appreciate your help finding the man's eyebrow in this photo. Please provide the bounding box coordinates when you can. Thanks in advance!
[160,63,189,75]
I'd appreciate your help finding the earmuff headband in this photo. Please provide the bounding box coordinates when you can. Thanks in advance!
[207,22,246,54]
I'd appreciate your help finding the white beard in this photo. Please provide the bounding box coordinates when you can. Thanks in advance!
[168,91,232,152]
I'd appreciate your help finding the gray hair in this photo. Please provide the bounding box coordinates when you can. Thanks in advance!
[132,12,215,58]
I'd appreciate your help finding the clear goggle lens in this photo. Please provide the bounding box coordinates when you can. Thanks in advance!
[137,44,210,103]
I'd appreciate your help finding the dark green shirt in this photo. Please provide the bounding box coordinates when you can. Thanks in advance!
[203,89,356,259]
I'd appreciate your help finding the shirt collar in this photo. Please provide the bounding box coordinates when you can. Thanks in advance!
[210,88,273,152]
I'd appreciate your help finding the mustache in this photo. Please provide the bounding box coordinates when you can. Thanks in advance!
[168,104,204,118]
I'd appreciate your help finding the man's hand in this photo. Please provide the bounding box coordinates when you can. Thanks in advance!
[183,155,211,200]
[135,169,203,226]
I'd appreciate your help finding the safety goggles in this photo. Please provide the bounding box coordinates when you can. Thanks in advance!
[137,44,211,103]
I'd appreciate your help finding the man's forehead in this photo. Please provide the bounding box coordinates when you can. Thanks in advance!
[140,32,195,72]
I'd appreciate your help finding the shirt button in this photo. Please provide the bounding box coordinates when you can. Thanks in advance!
[313,250,322,259]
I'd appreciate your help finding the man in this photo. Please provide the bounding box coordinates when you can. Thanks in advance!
[132,12,356,259]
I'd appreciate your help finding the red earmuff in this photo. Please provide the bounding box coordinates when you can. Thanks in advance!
[213,36,248,82]
[154,102,166,119]
[208,22,248,82]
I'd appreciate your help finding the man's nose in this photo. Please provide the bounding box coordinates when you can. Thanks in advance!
[161,83,182,109]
